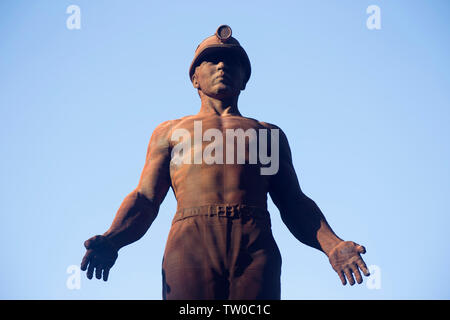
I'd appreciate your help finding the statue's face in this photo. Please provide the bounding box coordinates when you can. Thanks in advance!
[193,50,246,99]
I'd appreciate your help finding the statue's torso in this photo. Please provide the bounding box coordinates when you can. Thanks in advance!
[167,114,273,210]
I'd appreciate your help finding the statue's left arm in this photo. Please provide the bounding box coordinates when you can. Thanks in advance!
[267,125,370,285]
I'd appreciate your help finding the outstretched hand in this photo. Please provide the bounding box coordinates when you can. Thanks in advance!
[328,241,370,285]
[80,235,118,281]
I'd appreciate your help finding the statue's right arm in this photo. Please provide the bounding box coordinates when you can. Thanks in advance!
[101,120,173,250]
[81,121,173,280]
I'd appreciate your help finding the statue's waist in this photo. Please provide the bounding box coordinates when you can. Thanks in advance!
[172,204,270,225]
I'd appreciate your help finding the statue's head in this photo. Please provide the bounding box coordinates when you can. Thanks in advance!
[189,25,251,99]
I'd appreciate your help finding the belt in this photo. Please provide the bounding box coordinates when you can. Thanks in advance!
[172,204,270,224]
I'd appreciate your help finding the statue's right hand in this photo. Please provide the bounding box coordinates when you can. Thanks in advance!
[80,235,118,281]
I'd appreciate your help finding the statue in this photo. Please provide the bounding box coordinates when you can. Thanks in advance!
[80,25,370,299]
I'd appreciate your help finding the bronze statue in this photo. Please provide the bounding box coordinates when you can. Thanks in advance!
[81,25,370,299]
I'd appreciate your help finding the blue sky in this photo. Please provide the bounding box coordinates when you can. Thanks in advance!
[1,0,449,299]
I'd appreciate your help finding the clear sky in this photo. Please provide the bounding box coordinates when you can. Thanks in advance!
[1,0,449,299]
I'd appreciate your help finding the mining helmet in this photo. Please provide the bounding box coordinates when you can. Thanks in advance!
[189,25,251,84]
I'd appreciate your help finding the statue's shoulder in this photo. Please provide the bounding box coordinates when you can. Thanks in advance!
[231,116,280,130]
[151,116,200,141]
[153,116,191,132]
[257,120,281,131]
[257,121,289,144]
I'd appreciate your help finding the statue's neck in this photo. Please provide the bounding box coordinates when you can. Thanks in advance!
[197,93,241,116]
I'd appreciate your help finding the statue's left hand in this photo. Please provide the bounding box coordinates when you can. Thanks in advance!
[327,241,370,285]
[80,235,118,281]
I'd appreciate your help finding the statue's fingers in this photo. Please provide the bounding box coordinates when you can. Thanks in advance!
[80,251,92,271]
[337,269,347,285]
[86,261,96,280]
[351,263,363,284]
[95,265,103,280]
[356,244,366,254]
[84,238,94,249]
[356,258,370,276]
[344,268,355,286]
[103,268,110,282]
[84,235,102,249]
